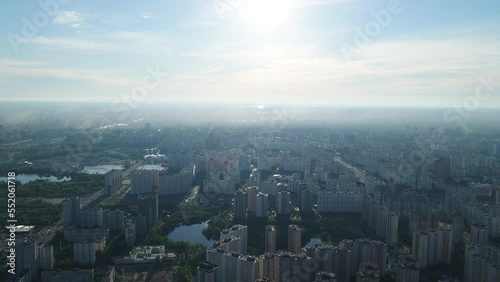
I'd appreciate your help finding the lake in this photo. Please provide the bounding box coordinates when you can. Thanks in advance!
[83,165,124,174]
[167,221,214,247]
[0,174,71,184]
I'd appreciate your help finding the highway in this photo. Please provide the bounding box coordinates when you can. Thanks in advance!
[334,157,366,182]
[37,161,144,244]
[81,161,142,208]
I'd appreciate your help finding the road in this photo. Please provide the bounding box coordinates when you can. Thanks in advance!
[82,161,142,208]
[334,157,366,182]
[82,189,104,208]
[35,225,63,245]
[122,161,143,179]
[32,161,144,245]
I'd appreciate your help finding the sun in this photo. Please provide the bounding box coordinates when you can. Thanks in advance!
[239,0,295,30]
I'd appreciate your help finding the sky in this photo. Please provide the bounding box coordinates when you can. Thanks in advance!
[0,0,499,107]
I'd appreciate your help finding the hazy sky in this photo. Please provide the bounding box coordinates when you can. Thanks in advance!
[1,0,499,107]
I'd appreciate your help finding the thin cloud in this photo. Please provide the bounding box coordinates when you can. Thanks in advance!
[0,60,133,86]
[27,37,110,50]
[22,31,173,53]
[151,31,500,106]
[140,12,154,19]
[178,20,222,29]
[53,11,84,25]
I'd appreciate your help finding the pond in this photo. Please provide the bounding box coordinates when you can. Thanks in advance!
[167,221,214,247]
[0,174,71,185]
[139,165,165,170]
[83,165,124,174]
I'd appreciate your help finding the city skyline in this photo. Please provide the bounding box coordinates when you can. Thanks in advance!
[2,2,500,282]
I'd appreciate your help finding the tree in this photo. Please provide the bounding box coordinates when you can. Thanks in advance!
[173,266,192,282]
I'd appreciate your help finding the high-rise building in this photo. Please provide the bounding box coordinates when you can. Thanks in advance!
[205,250,262,282]
[464,244,500,282]
[239,155,252,172]
[240,255,262,282]
[103,210,124,231]
[265,225,277,253]
[131,169,159,195]
[196,261,221,282]
[303,244,335,273]
[220,225,248,255]
[124,219,136,247]
[288,225,302,254]
[315,271,338,282]
[256,192,269,218]
[233,190,248,220]
[206,247,225,269]
[396,255,419,282]
[488,142,498,156]
[224,252,242,282]
[16,238,38,281]
[377,207,399,246]
[299,188,314,213]
[62,197,82,227]
[470,223,489,246]
[135,215,147,237]
[387,212,399,246]
[247,187,259,215]
[356,263,380,282]
[317,191,363,213]
[411,227,453,269]
[262,253,277,281]
[275,251,295,282]
[159,165,194,196]
[339,239,357,274]
[277,191,290,215]
[275,251,314,282]
[433,156,451,181]
[137,193,158,231]
[354,239,387,274]
[215,236,243,254]
[73,241,97,265]
[332,246,352,281]
[39,244,54,271]
[104,169,122,196]
[206,132,222,150]
[78,207,103,228]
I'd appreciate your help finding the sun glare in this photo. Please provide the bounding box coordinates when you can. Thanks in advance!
[239,0,295,30]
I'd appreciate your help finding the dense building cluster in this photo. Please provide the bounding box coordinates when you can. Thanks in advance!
[5,124,500,282]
